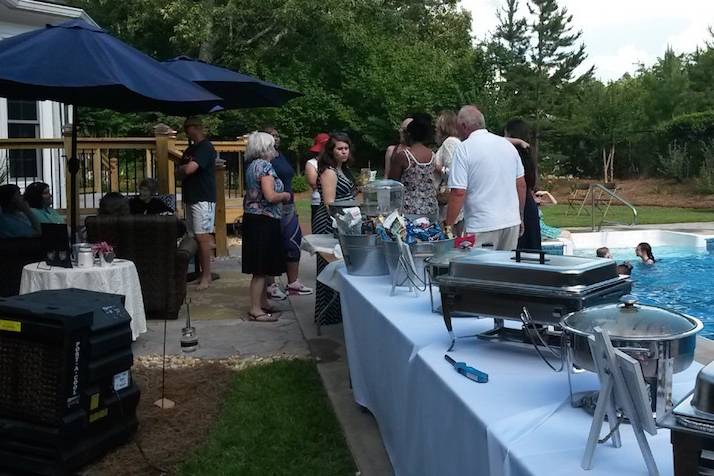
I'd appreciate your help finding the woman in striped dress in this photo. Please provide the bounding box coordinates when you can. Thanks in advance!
[313,133,355,326]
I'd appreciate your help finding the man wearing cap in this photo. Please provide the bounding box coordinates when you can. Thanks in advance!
[177,116,217,290]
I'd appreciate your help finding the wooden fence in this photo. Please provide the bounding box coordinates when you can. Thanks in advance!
[0,127,246,256]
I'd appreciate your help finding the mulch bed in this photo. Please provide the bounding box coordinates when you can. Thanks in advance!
[84,357,235,476]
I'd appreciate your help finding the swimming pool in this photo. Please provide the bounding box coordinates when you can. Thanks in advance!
[572,232,714,338]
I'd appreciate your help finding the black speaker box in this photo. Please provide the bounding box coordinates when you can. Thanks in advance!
[0,289,140,476]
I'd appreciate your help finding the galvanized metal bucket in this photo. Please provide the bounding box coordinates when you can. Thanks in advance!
[338,234,389,276]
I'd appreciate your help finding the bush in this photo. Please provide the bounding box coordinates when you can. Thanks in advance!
[291,174,309,193]
[695,141,714,194]
[660,110,714,173]
[658,143,690,182]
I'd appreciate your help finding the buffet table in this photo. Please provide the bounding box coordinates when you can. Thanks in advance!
[319,262,700,476]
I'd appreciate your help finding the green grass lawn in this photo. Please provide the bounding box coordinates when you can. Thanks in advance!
[178,359,356,476]
[541,204,714,228]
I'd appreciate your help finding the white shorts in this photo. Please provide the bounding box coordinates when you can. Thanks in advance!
[185,201,216,235]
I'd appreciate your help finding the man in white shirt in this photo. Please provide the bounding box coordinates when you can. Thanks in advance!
[446,106,526,250]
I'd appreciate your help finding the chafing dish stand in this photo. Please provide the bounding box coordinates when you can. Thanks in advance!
[661,360,714,475]
[582,327,660,476]
[437,250,632,350]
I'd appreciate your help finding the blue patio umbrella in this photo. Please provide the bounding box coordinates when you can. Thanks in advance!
[0,20,224,240]
[162,56,302,108]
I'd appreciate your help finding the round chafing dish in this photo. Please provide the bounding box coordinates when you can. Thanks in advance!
[561,296,702,378]
[561,295,703,418]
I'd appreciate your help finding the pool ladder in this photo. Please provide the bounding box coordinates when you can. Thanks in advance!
[590,184,638,231]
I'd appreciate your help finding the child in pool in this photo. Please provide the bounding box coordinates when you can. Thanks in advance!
[635,242,656,265]
[596,246,633,275]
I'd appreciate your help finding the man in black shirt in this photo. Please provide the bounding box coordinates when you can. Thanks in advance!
[176,117,217,290]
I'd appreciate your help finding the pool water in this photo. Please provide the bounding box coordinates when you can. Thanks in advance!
[575,246,714,338]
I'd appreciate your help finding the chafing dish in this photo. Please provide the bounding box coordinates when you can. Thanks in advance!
[436,250,632,342]
[561,297,703,420]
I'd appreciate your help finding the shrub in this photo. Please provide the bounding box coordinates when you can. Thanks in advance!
[658,143,690,182]
[660,110,714,173]
[291,174,309,193]
[695,141,714,194]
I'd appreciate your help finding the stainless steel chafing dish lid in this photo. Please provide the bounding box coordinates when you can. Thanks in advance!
[561,297,700,340]
[426,248,491,268]
[443,250,621,288]
[692,361,714,415]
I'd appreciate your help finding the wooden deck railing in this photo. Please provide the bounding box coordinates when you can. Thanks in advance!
[0,127,246,256]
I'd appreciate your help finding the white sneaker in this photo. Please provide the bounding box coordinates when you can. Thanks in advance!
[287,280,314,296]
[267,283,287,300]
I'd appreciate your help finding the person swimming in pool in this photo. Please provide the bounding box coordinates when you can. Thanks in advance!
[596,247,612,259]
[635,242,656,265]
[596,246,633,275]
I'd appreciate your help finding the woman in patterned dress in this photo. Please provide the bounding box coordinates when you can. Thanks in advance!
[313,132,355,326]
[387,112,438,220]
[242,131,292,322]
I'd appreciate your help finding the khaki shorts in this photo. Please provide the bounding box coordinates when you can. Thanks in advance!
[472,224,520,251]
[185,201,216,235]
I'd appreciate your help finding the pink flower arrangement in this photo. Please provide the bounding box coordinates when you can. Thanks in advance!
[91,241,114,254]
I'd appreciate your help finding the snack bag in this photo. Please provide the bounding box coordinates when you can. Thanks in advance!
[455,234,476,249]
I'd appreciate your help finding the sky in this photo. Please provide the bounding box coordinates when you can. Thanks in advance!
[461,0,714,81]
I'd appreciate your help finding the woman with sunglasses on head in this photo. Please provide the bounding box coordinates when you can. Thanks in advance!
[388,112,438,221]
[313,132,356,326]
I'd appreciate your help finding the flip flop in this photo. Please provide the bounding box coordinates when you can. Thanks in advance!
[247,312,279,322]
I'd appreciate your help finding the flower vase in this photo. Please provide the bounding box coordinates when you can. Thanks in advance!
[102,251,115,266]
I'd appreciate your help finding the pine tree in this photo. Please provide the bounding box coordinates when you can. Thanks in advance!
[527,0,593,160]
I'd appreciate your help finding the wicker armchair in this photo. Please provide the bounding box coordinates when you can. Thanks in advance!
[85,215,196,320]
[0,237,46,297]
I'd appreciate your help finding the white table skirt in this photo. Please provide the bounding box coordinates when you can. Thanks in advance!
[301,233,340,256]
[319,262,699,476]
[20,260,147,340]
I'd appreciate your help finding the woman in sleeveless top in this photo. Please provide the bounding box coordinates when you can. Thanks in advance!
[313,133,355,326]
[384,117,412,178]
[387,112,438,219]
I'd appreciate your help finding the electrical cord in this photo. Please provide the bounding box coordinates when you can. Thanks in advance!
[598,413,625,444]
[519,307,564,373]
[113,387,168,475]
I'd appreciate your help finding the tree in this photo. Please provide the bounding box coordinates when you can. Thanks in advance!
[69,0,478,167]
[527,0,593,161]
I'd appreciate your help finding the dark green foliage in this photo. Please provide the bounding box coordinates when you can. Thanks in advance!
[291,174,309,193]
[660,111,714,173]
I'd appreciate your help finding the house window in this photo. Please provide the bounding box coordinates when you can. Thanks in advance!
[7,99,40,178]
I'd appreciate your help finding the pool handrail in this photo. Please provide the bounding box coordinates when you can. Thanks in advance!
[590,183,638,231]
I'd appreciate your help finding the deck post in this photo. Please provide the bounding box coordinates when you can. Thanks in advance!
[215,162,228,257]
[109,158,119,192]
[154,124,176,196]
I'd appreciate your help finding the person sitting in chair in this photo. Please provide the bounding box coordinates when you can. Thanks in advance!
[0,184,41,238]
[23,181,65,224]
[98,192,130,216]
[129,178,174,215]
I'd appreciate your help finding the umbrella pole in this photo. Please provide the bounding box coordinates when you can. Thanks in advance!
[69,106,79,244]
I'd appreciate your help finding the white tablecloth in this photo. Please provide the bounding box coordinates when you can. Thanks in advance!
[301,234,338,255]
[319,262,700,476]
[20,260,147,340]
